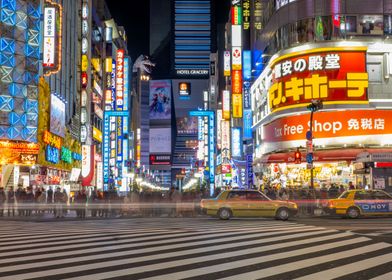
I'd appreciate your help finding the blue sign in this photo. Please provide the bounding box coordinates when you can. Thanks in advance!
[243,109,252,139]
[243,50,252,81]
[306,131,312,140]
[46,145,59,164]
[356,203,389,213]
[306,153,313,163]
[72,152,82,161]
[243,81,251,109]
[190,110,215,195]
[232,127,242,158]
[246,154,253,187]
[104,111,129,117]
[252,49,263,76]
[103,114,110,187]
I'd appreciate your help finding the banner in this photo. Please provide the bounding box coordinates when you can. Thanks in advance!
[50,94,65,138]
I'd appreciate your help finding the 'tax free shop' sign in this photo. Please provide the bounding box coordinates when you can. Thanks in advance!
[263,110,390,143]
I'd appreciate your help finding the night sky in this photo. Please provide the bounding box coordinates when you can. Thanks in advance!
[106,1,150,61]
[106,0,230,62]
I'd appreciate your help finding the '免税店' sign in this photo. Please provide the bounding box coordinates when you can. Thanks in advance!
[263,110,391,143]
[268,47,369,113]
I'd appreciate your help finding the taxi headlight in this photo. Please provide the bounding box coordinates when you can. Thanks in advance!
[292,203,298,209]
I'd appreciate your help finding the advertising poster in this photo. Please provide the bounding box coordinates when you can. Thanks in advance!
[232,127,242,157]
[243,109,252,139]
[50,94,65,138]
[176,117,198,135]
[149,128,171,154]
[149,80,172,120]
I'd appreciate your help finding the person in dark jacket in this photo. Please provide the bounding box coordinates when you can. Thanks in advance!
[24,187,34,216]
[6,187,15,216]
[0,187,5,216]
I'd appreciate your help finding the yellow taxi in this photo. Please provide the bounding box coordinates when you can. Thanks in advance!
[326,189,392,218]
[200,190,298,220]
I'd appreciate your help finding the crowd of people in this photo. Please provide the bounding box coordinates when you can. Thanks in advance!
[0,182,358,218]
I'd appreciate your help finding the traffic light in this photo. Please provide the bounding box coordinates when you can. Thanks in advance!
[294,149,301,164]
[307,100,323,112]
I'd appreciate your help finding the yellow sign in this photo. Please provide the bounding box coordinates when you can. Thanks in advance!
[81,55,88,72]
[91,58,101,73]
[93,126,102,142]
[105,58,112,73]
[232,94,243,118]
[43,131,62,149]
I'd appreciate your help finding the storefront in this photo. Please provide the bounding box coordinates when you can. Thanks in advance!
[251,42,392,190]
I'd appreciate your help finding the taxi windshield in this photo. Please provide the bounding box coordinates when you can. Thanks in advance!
[338,191,350,199]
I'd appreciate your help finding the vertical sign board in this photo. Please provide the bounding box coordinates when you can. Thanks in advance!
[190,111,215,196]
[246,154,253,187]
[231,127,242,158]
[224,51,231,77]
[232,47,242,70]
[116,50,124,180]
[217,109,222,150]
[222,90,231,120]
[103,113,110,189]
[243,109,252,139]
[123,57,129,162]
[43,7,56,68]
[105,58,113,110]
[243,50,252,110]
[232,94,243,118]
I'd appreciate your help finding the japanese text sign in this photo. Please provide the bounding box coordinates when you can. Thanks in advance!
[269,48,368,113]
[263,109,391,143]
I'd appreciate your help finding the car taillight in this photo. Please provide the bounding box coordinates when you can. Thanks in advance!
[328,201,334,208]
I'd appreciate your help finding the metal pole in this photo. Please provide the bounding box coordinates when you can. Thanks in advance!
[310,111,314,189]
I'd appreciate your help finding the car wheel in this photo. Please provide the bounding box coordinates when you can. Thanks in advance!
[218,208,232,220]
[276,207,290,221]
[346,207,360,219]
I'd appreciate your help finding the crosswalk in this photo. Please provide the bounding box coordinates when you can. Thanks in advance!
[0,218,391,280]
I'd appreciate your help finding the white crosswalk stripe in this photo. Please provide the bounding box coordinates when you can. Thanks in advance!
[0,218,390,280]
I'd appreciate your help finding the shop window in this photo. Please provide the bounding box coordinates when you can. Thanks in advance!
[357,15,383,35]
[332,15,348,39]
[344,16,357,34]
[384,15,392,35]
[289,22,299,46]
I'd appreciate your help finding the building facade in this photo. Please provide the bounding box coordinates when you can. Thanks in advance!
[251,0,392,192]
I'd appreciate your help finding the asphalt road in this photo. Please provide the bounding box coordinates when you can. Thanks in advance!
[0,217,391,279]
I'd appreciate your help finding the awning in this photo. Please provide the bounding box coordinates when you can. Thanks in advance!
[257,149,392,164]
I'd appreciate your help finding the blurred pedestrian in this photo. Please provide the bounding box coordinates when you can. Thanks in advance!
[348,181,355,190]
[0,187,5,216]
[6,187,15,216]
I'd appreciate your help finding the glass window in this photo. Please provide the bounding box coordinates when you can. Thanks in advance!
[227,191,247,200]
[384,15,392,35]
[338,191,350,199]
[246,191,269,201]
[297,18,314,44]
[344,16,357,33]
[358,15,383,35]
[372,191,392,200]
[354,191,372,200]
[315,16,332,41]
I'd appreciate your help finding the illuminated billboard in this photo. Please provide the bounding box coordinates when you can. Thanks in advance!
[179,82,191,96]
[224,51,231,76]
[50,94,65,138]
[149,80,172,120]
[232,94,243,118]
[222,90,231,120]
[232,70,242,94]
[176,117,198,135]
[269,47,368,113]
[149,128,171,154]
[232,127,242,157]
[232,47,242,70]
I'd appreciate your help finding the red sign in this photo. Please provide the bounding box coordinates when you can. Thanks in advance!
[264,109,392,143]
[150,155,171,165]
[81,72,88,88]
[222,164,231,174]
[232,70,242,94]
[269,47,368,112]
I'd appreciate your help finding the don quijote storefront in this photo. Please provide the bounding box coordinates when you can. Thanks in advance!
[251,42,392,192]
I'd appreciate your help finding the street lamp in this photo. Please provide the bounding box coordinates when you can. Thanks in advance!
[306,100,323,189]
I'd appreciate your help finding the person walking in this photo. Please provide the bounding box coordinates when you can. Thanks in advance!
[0,187,5,217]
[54,187,64,218]
[6,187,15,216]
